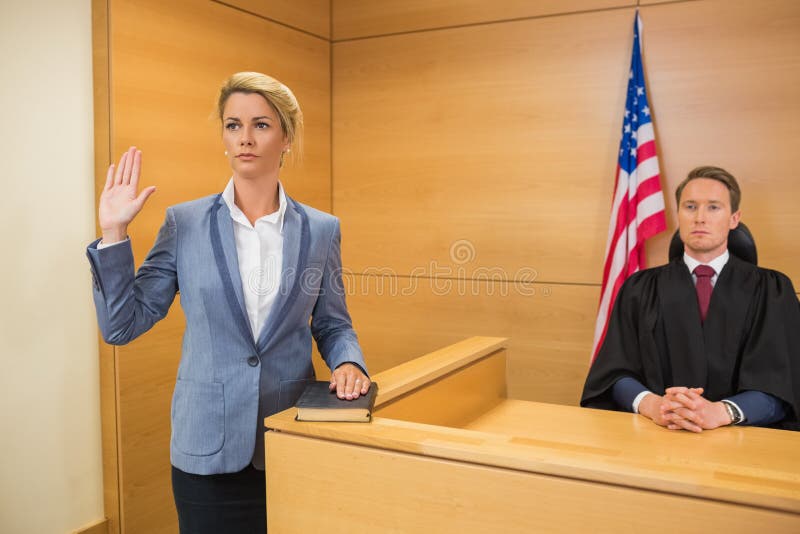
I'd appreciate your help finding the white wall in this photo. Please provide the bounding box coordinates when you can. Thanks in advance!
[0,1,104,533]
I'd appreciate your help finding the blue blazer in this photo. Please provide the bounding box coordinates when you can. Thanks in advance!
[87,193,367,474]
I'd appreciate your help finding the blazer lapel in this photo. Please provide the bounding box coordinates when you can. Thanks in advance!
[256,197,310,351]
[209,195,257,349]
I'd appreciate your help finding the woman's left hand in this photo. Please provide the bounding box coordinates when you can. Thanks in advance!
[329,363,370,400]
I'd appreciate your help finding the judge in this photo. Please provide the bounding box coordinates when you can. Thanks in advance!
[581,166,800,432]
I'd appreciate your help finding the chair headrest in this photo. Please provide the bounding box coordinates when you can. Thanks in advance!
[668,222,758,265]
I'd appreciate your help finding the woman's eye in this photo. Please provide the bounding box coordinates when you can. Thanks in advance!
[225,123,239,130]
[256,122,269,129]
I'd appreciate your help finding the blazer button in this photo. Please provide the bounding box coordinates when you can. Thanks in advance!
[247,356,260,367]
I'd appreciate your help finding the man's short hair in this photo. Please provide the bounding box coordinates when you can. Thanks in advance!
[675,166,741,212]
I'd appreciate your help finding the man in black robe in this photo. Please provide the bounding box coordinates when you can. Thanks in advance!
[581,166,800,432]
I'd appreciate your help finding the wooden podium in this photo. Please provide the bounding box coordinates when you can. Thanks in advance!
[264,337,800,533]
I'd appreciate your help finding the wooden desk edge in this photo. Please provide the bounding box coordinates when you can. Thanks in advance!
[264,336,800,516]
[370,336,508,407]
[265,409,800,516]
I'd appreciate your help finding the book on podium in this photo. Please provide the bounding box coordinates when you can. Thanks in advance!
[295,381,378,422]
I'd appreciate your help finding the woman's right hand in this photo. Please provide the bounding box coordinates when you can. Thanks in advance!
[98,146,156,244]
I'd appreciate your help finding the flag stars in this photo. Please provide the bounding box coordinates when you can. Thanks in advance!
[595,16,666,362]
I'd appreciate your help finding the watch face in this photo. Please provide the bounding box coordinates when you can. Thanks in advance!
[723,401,742,425]
[734,404,743,424]
[723,401,735,425]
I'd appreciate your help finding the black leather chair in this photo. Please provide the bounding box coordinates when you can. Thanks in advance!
[668,222,758,265]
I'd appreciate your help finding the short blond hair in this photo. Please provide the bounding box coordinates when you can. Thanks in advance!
[217,72,303,159]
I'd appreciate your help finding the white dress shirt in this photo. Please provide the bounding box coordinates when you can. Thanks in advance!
[221,178,286,340]
[683,249,729,288]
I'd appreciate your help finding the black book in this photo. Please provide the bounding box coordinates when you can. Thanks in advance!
[294,381,378,422]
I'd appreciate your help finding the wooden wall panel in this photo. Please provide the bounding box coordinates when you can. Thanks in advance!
[332,0,634,40]
[333,0,800,412]
[266,432,800,533]
[639,0,800,281]
[221,0,330,38]
[116,304,183,534]
[334,7,634,284]
[91,2,120,532]
[112,0,331,268]
[346,278,597,406]
[639,0,696,4]
[96,0,331,532]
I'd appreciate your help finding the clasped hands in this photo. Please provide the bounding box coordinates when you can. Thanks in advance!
[638,387,732,433]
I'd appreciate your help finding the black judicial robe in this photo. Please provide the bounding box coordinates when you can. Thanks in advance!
[580,255,800,430]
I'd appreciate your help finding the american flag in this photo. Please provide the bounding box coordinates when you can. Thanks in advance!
[591,12,666,362]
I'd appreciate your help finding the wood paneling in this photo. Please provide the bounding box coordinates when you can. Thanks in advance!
[639,0,800,281]
[73,518,110,534]
[333,0,800,412]
[334,8,635,284]
[116,304,183,534]
[639,0,697,4]
[95,0,331,531]
[266,348,800,517]
[346,277,597,406]
[221,0,330,39]
[375,350,507,427]
[266,431,800,532]
[334,0,800,286]
[372,336,507,406]
[91,3,119,533]
[112,0,331,270]
[265,348,800,527]
[332,0,634,40]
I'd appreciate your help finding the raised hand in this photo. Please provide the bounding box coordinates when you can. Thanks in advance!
[98,147,156,244]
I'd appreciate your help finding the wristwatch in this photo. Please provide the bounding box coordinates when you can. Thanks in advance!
[721,400,744,425]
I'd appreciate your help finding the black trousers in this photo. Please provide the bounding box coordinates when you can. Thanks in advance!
[172,465,266,534]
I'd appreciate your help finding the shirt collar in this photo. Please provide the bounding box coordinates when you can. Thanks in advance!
[683,249,729,276]
[221,178,288,233]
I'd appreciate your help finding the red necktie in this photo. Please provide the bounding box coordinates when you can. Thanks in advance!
[693,265,715,323]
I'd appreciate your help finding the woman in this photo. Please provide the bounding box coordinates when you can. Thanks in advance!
[87,72,370,533]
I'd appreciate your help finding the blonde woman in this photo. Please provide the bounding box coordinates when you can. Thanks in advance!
[87,72,370,533]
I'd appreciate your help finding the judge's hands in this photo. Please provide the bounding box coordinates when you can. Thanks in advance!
[637,393,678,428]
[330,363,370,400]
[639,387,732,433]
[99,146,156,244]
